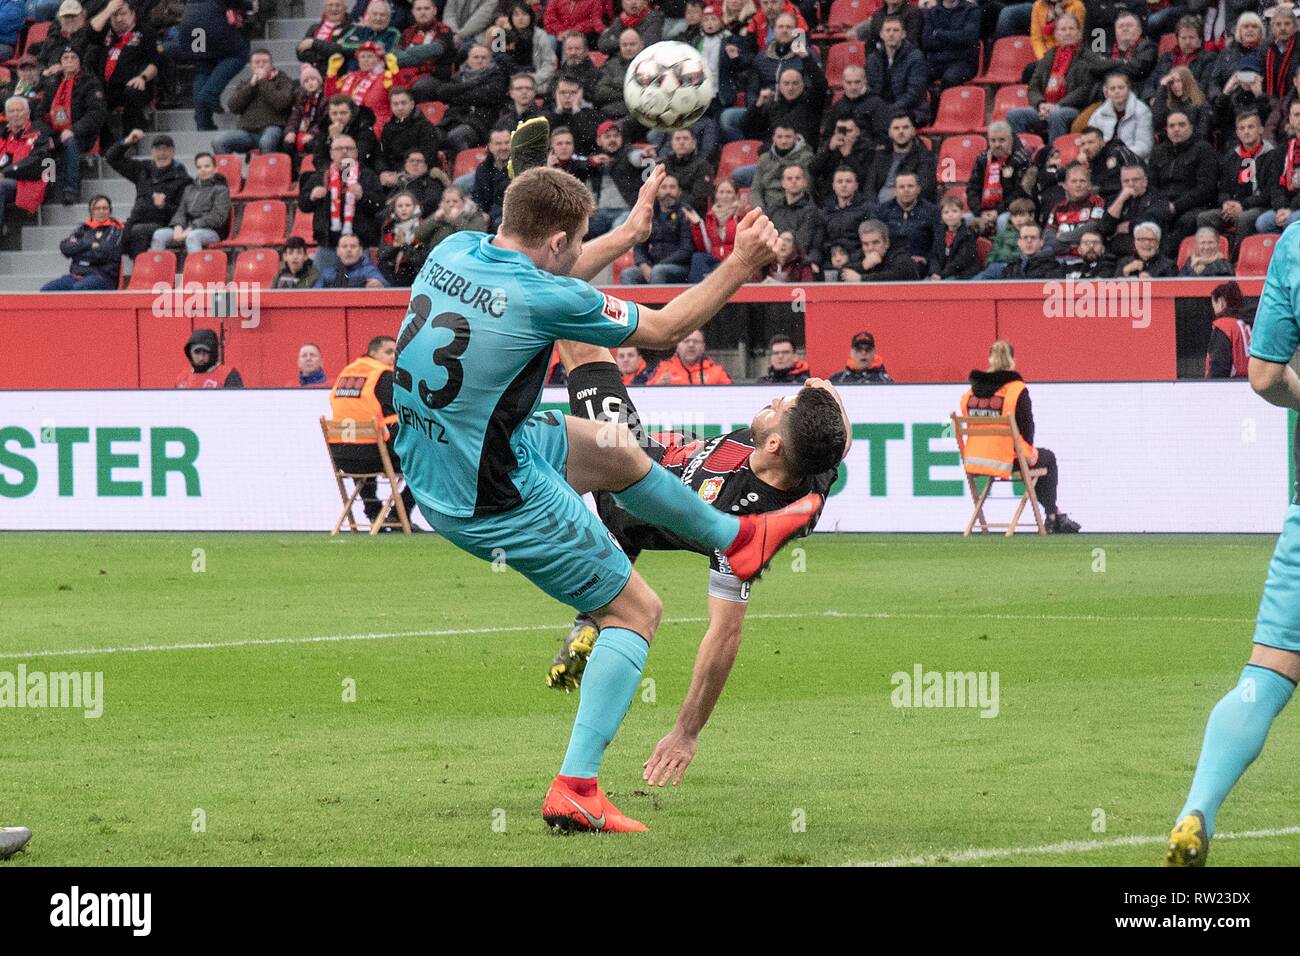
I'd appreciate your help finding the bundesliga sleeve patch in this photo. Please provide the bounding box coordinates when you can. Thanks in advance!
[601,293,630,327]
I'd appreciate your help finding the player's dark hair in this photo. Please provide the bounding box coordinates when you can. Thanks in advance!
[783,387,845,478]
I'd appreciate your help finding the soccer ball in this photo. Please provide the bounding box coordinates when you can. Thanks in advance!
[623,41,716,132]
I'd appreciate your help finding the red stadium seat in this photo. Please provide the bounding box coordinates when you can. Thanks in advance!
[991,84,1028,123]
[299,153,316,175]
[454,147,487,180]
[613,249,636,278]
[588,50,608,68]
[288,209,316,247]
[239,152,294,198]
[216,201,287,248]
[1236,233,1278,275]
[938,134,986,185]
[922,85,986,135]
[717,139,761,181]
[181,250,229,286]
[232,247,280,287]
[1158,32,1178,55]
[823,0,881,30]
[974,36,1035,85]
[125,251,177,290]
[825,41,866,89]
[7,21,49,66]
[975,236,991,267]
[418,101,446,125]
[1053,133,1081,164]
[214,154,244,195]
[1177,233,1230,268]
[1018,131,1044,154]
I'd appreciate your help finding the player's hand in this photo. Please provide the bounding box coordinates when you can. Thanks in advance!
[643,729,698,786]
[625,163,665,244]
[732,207,780,270]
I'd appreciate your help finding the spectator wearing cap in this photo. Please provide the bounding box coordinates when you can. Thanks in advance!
[38,1,90,77]
[297,0,350,72]
[299,133,385,275]
[41,192,122,290]
[0,0,25,62]
[840,218,922,282]
[648,330,734,384]
[86,0,156,151]
[830,332,893,384]
[213,48,295,156]
[0,96,53,236]
[587,119,648,239]
[168,0,251,132]
[4,56,45,110]
[178,328,243,389]
[40,45,106,206]
[150,151,230,253]
[290,342,329,387]
[105,127,191,256]
[756,334,810,384]
[276,236,321,288]
[326,41,398,137]
[283,64,327,164]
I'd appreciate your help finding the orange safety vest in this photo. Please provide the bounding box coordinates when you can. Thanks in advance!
[959,379,1038,477]
[647,354,734,386]
[328,355,397,443]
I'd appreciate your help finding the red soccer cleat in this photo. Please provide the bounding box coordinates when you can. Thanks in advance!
[542,776,649,833]
[723,492,824,582]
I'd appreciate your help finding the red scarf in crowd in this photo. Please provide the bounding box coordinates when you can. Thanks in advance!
[1281,137,1300,191]
[1237,142,1264,186]
[295,91,321,151]
[103,29,135,82]
[1045,43,1077,104]
[980,153,1004,210]
[619,5,649,29]
[0,122,48,212]
[314,16,342,40]
[1266,37,1296,97]
[328,161,359,235]
[1172,48,1198,66]
[47,77,75,132]
[342,65,382,105]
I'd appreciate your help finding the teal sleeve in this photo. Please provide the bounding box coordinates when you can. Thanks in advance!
[1252,225,1300,363]
[524,273,640,347]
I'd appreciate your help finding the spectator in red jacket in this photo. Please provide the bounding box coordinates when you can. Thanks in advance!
[747,0,807,49]
[325,42,396,137]
[685,176,742,281]
[0,96,53,236]
[756,333,810,384]
[1205,280,1253,378]
[545,0,611,50]
[648,330,735,384]
[761,229,815,282]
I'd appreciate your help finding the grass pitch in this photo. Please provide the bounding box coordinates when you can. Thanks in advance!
[2,531,1297,867]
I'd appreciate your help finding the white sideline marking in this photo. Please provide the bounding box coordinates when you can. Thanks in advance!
[848,825,1300,867]
[0,608,1254,661]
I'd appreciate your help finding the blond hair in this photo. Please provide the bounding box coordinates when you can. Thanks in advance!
[500,167,596,246]
[988,340,1016,372]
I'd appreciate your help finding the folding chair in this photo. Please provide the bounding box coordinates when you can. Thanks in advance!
[319,417,412,535]
[950,412,1048,536]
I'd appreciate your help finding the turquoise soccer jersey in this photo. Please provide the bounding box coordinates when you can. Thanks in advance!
[1252,221,1300,364]
[392,231,640,518]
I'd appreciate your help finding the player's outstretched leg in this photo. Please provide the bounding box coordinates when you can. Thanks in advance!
[547,614,599,692]
[1166,663,1295,866]
[0,826,32,859]
[543,573,660,833]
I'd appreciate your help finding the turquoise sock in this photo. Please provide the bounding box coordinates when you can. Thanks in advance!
[559,628,649,778]
[612,463,740,553]
[1179,664,1295,835]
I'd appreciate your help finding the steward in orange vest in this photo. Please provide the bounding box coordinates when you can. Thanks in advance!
[176,328,244,388]
[327,335,417,525]
[647,352,734,385]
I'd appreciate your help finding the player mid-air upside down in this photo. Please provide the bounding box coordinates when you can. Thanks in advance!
[393,120,822,833]
[545,340,851,786]
[1165,221,1300,865]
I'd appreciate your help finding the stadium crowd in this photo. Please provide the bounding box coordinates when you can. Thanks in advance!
[0,0,1270,380]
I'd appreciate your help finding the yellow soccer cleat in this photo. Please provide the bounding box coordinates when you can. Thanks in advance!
[546,615,598,692]
[508,116,551,180]
[1164,811,1209,867]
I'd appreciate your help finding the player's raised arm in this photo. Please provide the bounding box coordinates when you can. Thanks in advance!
[570,165,667,283]
[644,595,749,787]
[625,208,782,349]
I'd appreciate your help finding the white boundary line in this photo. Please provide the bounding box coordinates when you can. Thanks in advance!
[0,609,1255,661]
[848,825,1300,866]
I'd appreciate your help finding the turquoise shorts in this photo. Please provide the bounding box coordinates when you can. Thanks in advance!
[1254,504,1300,653]
[417,411,633,614]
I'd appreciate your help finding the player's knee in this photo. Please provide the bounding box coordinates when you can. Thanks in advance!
[601,423,649,480]
[641,588,663,639]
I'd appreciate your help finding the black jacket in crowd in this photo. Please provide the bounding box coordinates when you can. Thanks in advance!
[1003,250,1064,279]
[863,140,938,203]
[297,164,386,247]
[312,105,379,171]
[60,217,125,284]
[106,139,192,227]
[965,143,1033,215]
[928,223,980,280]
[1148,136,1219,219]
[39,71,107,146]
[1099,187,1169,258]
[1215,142,1274,214]
[1114,251,1179,277]
[379,112,440,174]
